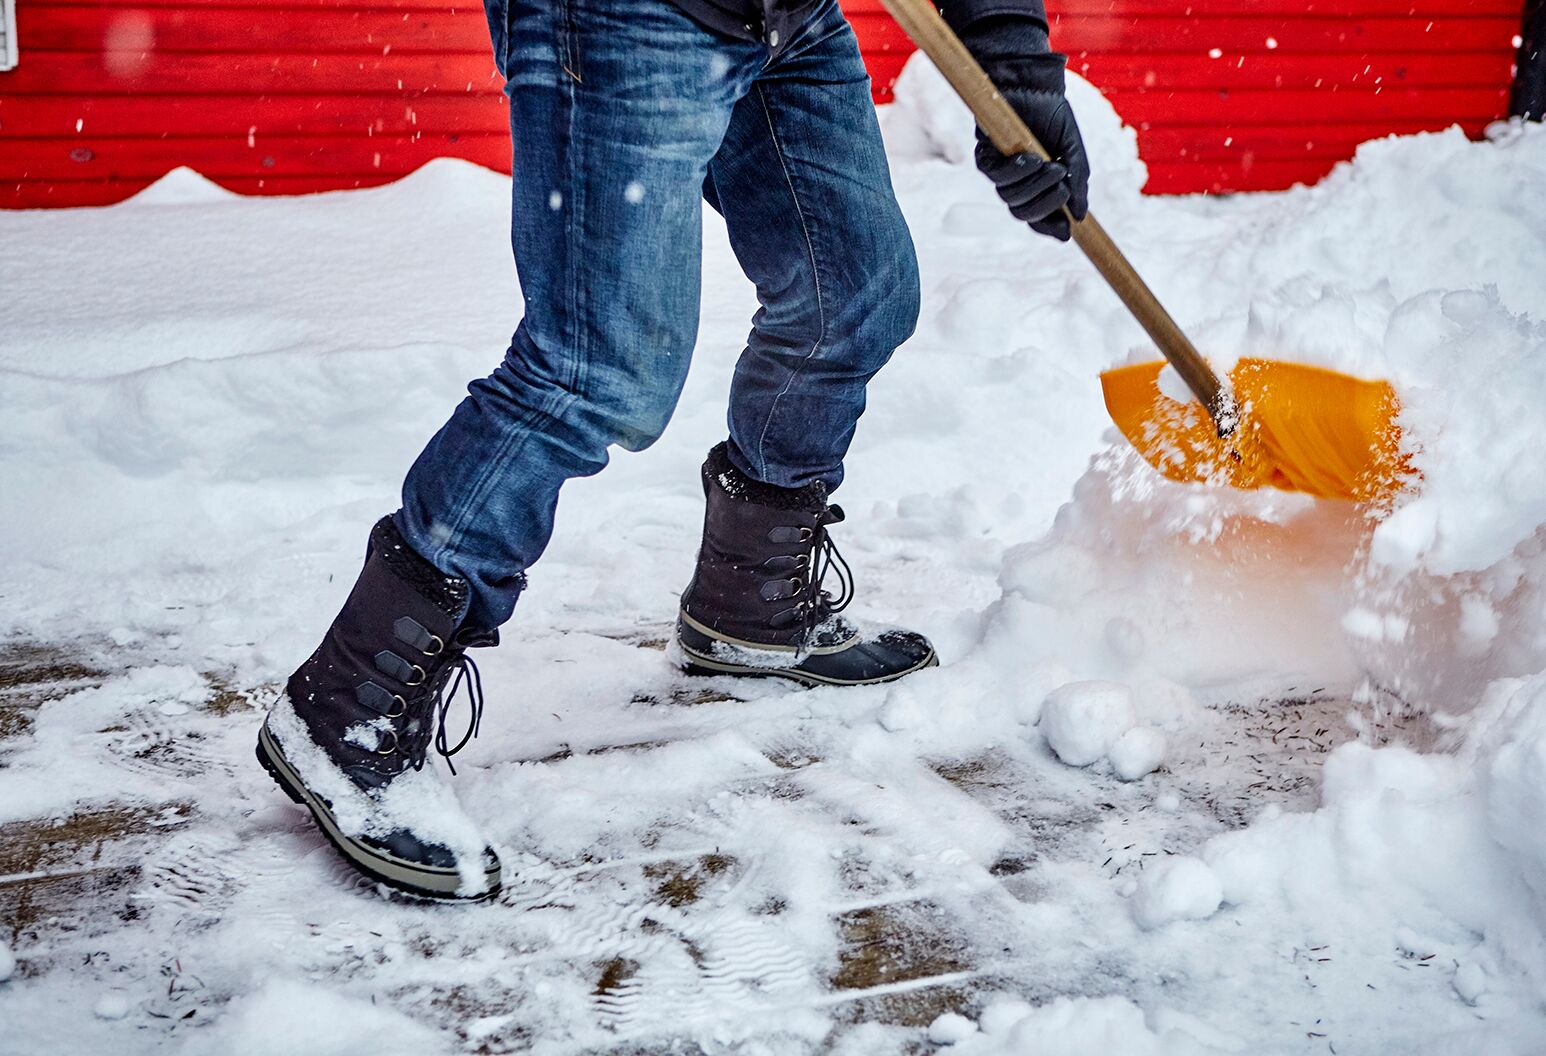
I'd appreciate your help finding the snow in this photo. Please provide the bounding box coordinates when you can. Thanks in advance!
[1109,726,1167,781]
[1038,680,1136,767]
[182,976,451,1056]
[93,993,132,1020]
[265,692,496,897]
[2,51,1546,1055]
[1130,855,1224,931]
[934,996,1183,1055]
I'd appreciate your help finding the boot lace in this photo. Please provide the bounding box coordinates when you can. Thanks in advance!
[429,652,484,776]
[800,505,854,642]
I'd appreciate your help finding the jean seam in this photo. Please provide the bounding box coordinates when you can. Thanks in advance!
[560,0,587,399]
[749,82,828,483]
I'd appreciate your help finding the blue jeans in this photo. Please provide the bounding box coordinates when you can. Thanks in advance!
[397,0,920,631]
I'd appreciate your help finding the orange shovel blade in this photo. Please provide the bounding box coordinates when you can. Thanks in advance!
[1099,358,1410,502]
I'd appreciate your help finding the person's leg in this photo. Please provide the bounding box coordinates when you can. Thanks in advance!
[398,0,765,631]
[675,2,934,686]
[260,0,767,899]
[707,0,922,492]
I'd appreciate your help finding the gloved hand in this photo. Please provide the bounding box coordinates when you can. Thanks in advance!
[955,14,1089,241]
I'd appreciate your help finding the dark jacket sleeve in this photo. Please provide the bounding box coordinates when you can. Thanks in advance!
[937,0,1049,33]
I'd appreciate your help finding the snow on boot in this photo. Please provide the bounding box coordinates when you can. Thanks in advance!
[256,516,502,901]
[674,443,938,686]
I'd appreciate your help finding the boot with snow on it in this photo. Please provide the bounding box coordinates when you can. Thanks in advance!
[674,443,938,687]
[256,515,503,902]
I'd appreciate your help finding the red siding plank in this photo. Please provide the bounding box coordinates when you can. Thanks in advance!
[0,94,507,137]
[2,50,1510,96]
[0,132,511,179]
[1102,87,1510,126]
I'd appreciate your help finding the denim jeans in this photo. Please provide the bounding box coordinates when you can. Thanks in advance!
[396,0,921,631]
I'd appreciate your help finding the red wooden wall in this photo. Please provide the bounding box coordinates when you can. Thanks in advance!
[0,0,1524,207]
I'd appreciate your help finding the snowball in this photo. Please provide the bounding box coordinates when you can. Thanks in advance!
[94,992,131,1020]
[1156,791,1182,812]
[1039,681,1136,767]
[1109,728,1166,781]
[926,1012,978,1044]
[1131,856,1223,930]
[0,941,13,983]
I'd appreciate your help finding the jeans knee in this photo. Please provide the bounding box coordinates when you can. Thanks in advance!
[572,331,697,454]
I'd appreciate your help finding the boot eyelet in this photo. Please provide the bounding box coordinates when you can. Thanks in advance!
[422,634,444,657]
[387,695,407,718]
[797,555,809,569]
[376,729,400,756]
[405,665,427,687]
[798,527,814,543]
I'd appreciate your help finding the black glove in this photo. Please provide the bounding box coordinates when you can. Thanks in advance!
[956,14,1090,241]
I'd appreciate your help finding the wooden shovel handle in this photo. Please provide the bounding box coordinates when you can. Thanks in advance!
[878,0,1234,432]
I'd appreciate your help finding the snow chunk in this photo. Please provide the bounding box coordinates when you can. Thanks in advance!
[93,992,131,1020]
[1039,681,1136,767]
[184,977,449,1055]
[1110,727,1167,781]
[927,1012,978,1044]
[935,996,1171,1055]
[1131,856,1223,930]
[0,940,13,983]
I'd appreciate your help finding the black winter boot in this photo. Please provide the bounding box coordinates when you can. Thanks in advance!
[674,443,937,686]
[256,516,502,901]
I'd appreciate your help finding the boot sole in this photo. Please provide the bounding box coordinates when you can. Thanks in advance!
[255,723,501,903]
[675,637,939,688]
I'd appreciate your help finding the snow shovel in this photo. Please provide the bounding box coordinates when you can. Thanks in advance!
[878,0,1409,503]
